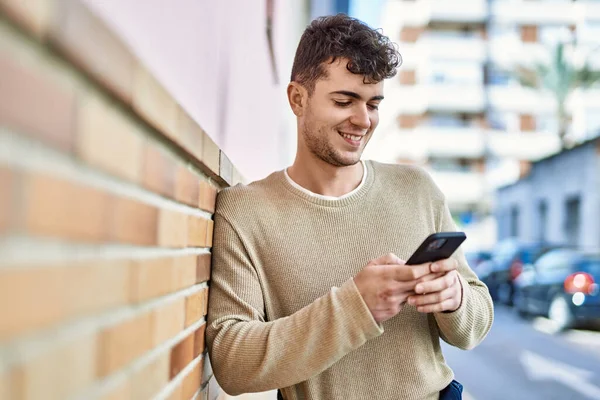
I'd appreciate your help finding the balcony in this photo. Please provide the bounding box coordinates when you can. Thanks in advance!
[427,170,487,209]
[385,84,486,114]
[419,35,487,63]
[393,0,488,26]
[388,127,486,159]
[429,0,489,24]
[490,1,593,25]
[427,84,486,113]
[486,131,561,161]
[487,86,556,113]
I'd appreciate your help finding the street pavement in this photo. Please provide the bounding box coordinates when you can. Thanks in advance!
[443,305,600,400]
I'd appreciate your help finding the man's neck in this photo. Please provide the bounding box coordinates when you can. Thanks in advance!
[287,155,364,198]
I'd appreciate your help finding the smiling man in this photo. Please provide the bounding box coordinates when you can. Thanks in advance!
[206,14,493,400]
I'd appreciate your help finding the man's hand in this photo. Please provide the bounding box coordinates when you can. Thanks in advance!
[407,258,463,313]
[353,253,438,323]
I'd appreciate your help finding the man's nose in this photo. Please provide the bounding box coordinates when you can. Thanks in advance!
[349,105,371,130]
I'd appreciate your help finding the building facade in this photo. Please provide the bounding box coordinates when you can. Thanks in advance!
[496,138,600,250]
[365,0,600,249]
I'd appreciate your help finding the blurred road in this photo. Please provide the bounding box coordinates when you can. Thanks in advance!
[443,305,600,400]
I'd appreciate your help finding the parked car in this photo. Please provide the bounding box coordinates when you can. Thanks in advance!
[481,238,564,305]
[465,250,492,271]
[513,249,600,330]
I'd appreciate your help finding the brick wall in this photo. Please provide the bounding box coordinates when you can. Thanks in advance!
[0,1,243,399]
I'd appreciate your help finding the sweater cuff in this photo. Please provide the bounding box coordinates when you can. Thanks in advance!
[338,278,384,339]
[434,274,471,326]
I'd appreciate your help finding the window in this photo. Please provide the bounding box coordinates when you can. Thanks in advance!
[564,196,581,247]
[538,200,548,243]
[510,207,519,238]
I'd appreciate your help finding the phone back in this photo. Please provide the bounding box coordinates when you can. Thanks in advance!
[405,232,466,265]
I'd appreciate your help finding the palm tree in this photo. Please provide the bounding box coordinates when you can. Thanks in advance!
[515,42,600,148]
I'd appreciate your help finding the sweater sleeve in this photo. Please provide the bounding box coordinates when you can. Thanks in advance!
[433,198,494,350]
[206,213,383,395]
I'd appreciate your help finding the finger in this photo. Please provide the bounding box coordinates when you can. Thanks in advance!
[429,258,459,273]
[415,298,459,313]
[375,253,405,265]
[396,263,431,281]
[408,285,457,307]
[416,272,445,284]
[414,271,457,294]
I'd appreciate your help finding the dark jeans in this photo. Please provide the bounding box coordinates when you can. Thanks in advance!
[439,380,463,400]
[276,379,463,399]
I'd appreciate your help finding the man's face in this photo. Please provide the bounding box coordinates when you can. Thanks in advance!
[299,59,384,167]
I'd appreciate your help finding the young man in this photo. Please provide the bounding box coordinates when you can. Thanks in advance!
[206,14,493,400]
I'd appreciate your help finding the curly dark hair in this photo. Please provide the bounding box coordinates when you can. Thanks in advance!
[290,14,401,94]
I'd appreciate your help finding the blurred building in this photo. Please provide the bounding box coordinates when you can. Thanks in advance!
[495,137,600,250]
[365,0,600,250]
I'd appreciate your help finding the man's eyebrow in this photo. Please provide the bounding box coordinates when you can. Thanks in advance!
[330,90,384,101]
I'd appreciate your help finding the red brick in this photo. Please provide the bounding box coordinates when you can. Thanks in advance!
[13,332,98,399]
[158,209,188,248]
[196,254,211,283]
[0,166,14,233]
[199,181,217,213]
[172,255,198,291]
[185,289,208,327]
[182,362,202,399]
[0,55,75,152]
[66,261,131,317]
[110,197,158,246]
[23,173,111,242]
[188,216,208,247]
[49,0,135,103]
[133,66,180,142]
[129,258,173,303]
[98,313,153,377]
[206,220,214,248]
[178,109,205,165]
[175,165,200,207]
[0,267,65,341]
[131,352,170,400]
[142,144,176,198]
[193,324,206,359]
[170,333,194,379]
[76,93,143,182]
[202,134,220,176]
[152,298,185,347]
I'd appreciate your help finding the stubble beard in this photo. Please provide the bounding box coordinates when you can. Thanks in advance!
[302,119,362,167]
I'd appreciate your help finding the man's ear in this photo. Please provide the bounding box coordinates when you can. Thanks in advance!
[287,82,308,117]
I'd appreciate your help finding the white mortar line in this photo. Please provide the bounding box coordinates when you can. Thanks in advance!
[153,353,204,400]
[79,319,206,400]
[0,128,215,220]
[0,235,211,268]
[0,282,208,367]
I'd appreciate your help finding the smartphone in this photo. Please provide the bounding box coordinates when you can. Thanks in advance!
[405,232,466,265]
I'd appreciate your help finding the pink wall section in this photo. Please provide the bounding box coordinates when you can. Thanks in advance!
[83,0,301,182]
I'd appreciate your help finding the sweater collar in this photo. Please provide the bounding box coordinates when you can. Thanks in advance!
[278,160,375,207]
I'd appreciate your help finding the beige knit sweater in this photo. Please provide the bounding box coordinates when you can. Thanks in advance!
[206,161,494,400]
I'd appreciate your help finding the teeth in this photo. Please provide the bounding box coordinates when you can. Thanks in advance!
[341,133,362,141]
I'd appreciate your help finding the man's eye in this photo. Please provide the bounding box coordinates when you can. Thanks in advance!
[368,104,379,110]
[334,101,351,107]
